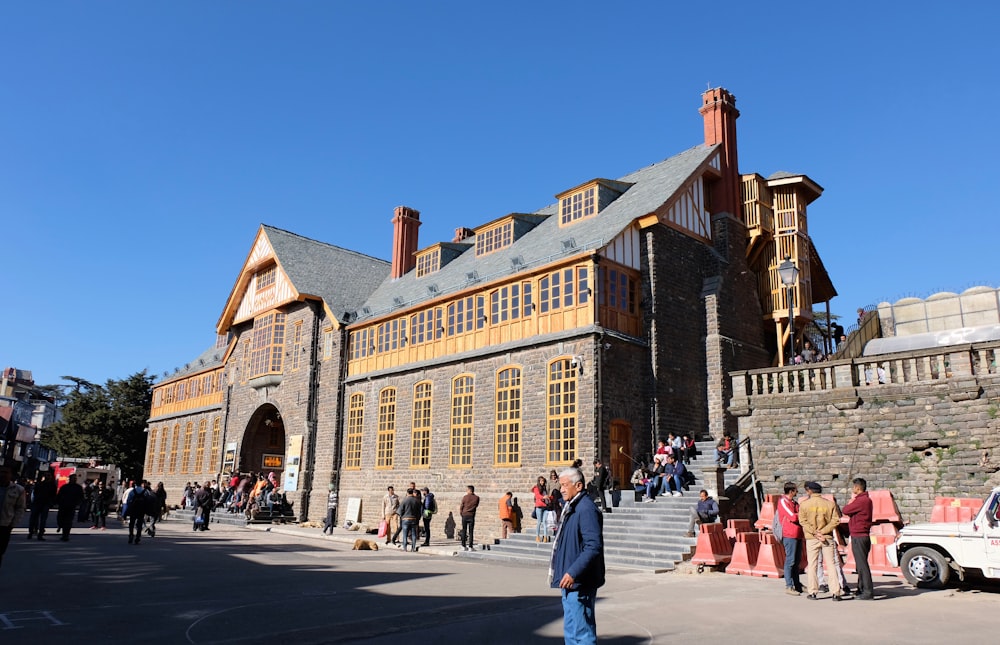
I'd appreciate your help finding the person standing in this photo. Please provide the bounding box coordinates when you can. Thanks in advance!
[776,482,804,595]
[841,477,874,600]
[420,487,436,546]
[592,460,611,511]
[799,481,844,601]
[0,466,27,569]
[550,467,605,645]
[55,474,84,542]
[532,476,551,542]
[90,480,114,530]
[193,481,213,531]
[125,481,147,544]
[382,486,399,545]
[144,481,163,537]
[499,491,514,539]
[398,488,422,552]
[322,484,338,535]
[459,485,480,552]
[27,472,55,540]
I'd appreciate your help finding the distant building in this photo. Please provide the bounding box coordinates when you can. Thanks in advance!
[0,367,60,474]
[144,88,836,525]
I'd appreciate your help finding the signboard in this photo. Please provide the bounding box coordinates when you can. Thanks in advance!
[344,497,362,525]
[261,454,284,470]
[283,435,302,492]
[222,442,237,472]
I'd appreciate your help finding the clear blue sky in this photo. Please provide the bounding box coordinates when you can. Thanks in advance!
[3,2,998,388]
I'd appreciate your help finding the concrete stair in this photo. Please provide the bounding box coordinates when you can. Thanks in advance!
[460,440,742,572]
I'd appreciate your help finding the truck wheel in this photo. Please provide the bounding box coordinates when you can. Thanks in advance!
[900,547,950,588]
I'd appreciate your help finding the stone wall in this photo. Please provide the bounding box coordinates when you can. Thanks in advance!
[733,362,1000,523]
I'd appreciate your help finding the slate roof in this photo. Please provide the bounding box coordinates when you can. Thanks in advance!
[263,225,391,323]
[357,144,718,322]
[158,343,226,385]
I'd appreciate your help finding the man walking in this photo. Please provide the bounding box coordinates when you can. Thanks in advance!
[125,481,148,544]
[799,481,845,601]
[776,482,804,595]
[27,472,55,540]
[592,460,611,511]
[841,477,874,600]
[459,485,480,551]
[193,481,214,531]
[1,466,26,569]
[398,488,422,552]
[550,467,605,645]
[55,474,84,542]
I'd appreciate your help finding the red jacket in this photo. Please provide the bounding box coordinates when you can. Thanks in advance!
[777,496,803,540]
[841,491,873,537]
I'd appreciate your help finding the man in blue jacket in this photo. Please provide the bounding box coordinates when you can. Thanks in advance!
[549,467,605,645]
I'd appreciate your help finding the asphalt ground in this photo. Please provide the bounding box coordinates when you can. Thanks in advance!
[0,515,995,644]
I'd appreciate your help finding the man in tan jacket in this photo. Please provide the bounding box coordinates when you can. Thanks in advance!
[798,481,845,600]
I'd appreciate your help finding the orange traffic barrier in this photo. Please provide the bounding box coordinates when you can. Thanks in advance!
[842,524,902,577]
[930,497,983,523]
[751,532,785,577]
[726,518,752,541]
[869,490,902,524]
[754,494,778,531]
[691,522,732,567]
[726,531,760,576]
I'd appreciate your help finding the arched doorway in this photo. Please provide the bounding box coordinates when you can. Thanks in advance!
[609,420,632,490]
[239,404,286,477]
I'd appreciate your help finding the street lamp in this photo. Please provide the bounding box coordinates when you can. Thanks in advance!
[777,255,799,366]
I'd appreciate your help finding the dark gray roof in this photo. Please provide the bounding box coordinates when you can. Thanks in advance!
[159,344,226,385]
[357,144,718,321]
[263,225,391,323]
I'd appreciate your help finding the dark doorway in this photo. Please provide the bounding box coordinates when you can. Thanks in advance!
[239,404,286,477]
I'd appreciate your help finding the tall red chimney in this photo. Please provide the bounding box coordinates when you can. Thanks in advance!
[699,87,741,219]
[391,206,421,279]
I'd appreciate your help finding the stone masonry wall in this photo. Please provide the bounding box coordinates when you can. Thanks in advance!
[735,375,1000,523]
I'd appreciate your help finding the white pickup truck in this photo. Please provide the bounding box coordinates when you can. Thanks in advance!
[887,486,1000,588]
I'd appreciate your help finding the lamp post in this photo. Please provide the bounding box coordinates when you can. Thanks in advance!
[777,255,799,366]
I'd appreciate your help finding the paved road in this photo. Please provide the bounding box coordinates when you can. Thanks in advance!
[0,517,995,644]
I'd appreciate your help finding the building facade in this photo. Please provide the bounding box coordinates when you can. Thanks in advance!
[144,87,836,531]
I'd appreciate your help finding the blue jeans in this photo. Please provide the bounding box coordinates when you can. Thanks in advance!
[401,518,419,551]
[561,589,597,645]
[782,537,801,589]
[716,449,734,466]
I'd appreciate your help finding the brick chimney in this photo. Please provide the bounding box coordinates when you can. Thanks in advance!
[452,227,474,243]
[699,87,741,219]
[391,206,421,279]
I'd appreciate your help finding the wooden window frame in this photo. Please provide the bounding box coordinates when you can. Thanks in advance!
[345,393,364,469]
[495,366,522,466]
[291,321,303,370]
[411,381,432,468]
[146,427,158,473]
[210,417,221,472]
[249,311,286,378]
[546,358,577,465]
[256,265,276,291]
[180,422,194,474]
[475,220,514,256]
[449,375,474,467]
[415,248,440,277]
[323,327,335,360]
[559,186,596,225]
[376,388,396,469]
[168,423,180,473]
[195,419,207,474]
[158,426,168,474]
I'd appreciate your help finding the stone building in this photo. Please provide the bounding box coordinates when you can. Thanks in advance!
[143,87,837,529]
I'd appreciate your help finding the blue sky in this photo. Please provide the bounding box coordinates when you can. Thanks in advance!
[3,2,998,388]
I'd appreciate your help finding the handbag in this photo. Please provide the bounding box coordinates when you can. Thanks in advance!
[195,508,205,524]
[531,508,538,520]
[377,519,388,538]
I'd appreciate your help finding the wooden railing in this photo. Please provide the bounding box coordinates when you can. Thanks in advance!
[732,341,1000,399]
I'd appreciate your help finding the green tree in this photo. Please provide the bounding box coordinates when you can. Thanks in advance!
[44,371,154,480]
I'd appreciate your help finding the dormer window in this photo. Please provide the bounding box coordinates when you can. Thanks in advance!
[560,186,596,225]
[256,265,276,291]
[415,248,440,277]
[475,219,514,256]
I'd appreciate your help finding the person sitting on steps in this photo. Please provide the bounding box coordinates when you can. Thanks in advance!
[685,490,720,537]
[715,432,737,469]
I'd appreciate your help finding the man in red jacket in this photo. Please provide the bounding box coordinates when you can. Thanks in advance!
[841,478,874,600]
[776,481,804,595]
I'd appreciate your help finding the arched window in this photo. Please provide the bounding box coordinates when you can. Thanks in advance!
[158,427,168,474]
[210,417,222,472]
[495,367,522,466]
[411,382,432,467]
[195,419,207,473]
[169,424,181,473]
[181,422,194,474]
[345,393,364,469]
[450,375,474,467]
[146,428,158,473]
[377,388,396,469]
[546,358,577,464]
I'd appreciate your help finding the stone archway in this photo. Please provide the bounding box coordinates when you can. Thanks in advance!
[239,404,286,477]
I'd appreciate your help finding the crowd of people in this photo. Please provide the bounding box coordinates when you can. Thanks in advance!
[379,481,440,551]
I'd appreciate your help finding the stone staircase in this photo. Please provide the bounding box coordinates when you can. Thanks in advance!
[170,504,298,528]
[460,440,742,572]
